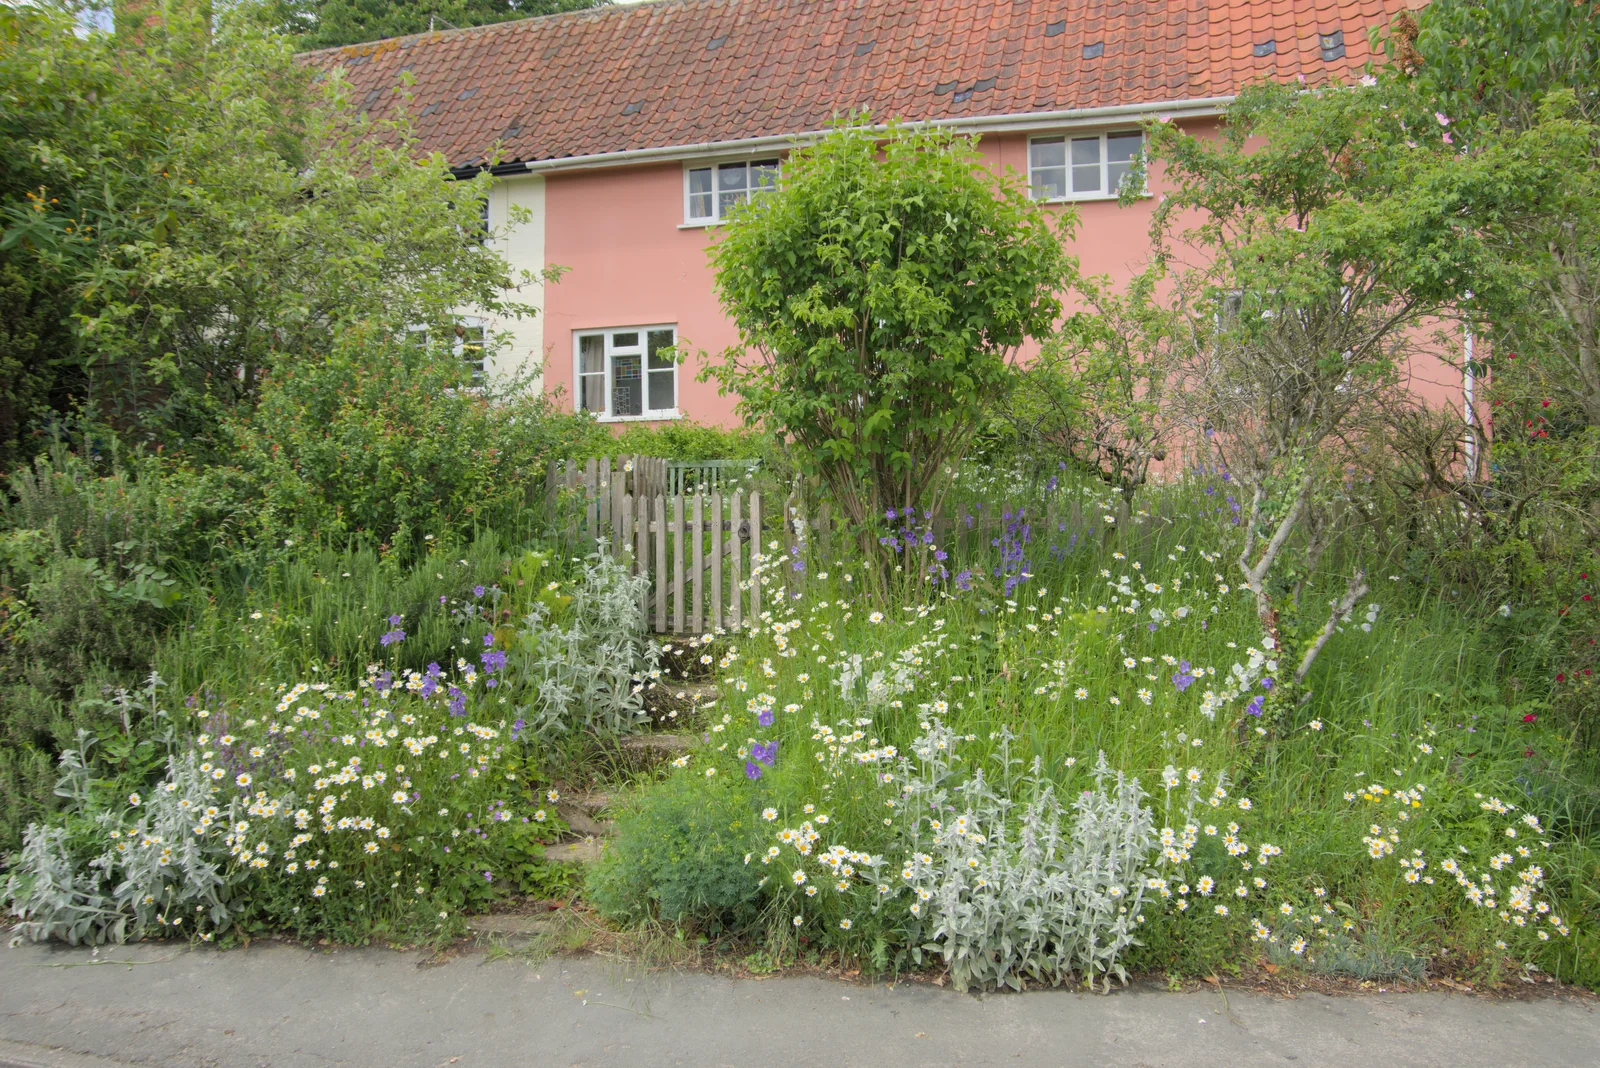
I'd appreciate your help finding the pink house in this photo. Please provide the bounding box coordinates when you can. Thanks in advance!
[307,0,1460,426]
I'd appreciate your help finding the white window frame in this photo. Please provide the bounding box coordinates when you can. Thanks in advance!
[681,156,780,227]
[573,324,680,422]
[1027,130,1146,203]
[407,316,492,386]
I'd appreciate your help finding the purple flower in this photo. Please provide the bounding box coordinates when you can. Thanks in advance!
[745,761,763,780]
[757,708,775,727]
[483,871,494,883]
[379,628,406,647]
[1260,677,1275,691]
[483,633,495,647]
[1172,662,1197,692]
[420,677,439,698]
[388,614,403,626]
[511,718,526,740]
[752,740,778,766]
[1245,696,1265,717]
[473,585,486,598]
[1148,622,1159,632]
[439,595,447,605]
[885,507,898,521]
[954,569,974,592]
[792,558,806,572]
[426,662,443,678]
[481,649,508,673]
[448,686,466,716]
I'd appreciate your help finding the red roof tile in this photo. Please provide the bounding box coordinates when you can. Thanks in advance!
[302,0,1411,169]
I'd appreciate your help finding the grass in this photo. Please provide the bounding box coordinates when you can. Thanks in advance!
[624,471,1599,987]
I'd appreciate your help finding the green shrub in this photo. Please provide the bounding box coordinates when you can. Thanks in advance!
[587,772,762,930]
[230,326,588,560]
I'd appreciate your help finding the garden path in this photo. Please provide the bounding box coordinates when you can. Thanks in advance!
[1,941,1595,1067]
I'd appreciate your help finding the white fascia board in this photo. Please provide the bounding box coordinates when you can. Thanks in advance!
[522,96,1234,175]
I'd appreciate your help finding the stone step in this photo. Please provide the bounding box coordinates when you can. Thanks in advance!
[466,913,562,938]
[557,804,611,839]
[545,838,606,865]
[615,732,695,769]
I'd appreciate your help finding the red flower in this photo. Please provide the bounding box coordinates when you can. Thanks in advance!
[1555,674,1566,683]
[1524,749,1535,757]
[1584,594,1593,602]
[1523,713,1538,722]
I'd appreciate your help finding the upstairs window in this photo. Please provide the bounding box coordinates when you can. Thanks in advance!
[1029,131,1144,201]
[576,325,678,421]
[685,158,779,224]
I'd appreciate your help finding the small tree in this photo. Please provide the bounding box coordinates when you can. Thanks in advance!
[703,120,1073,588]
[1146,80,1487,699]
[1005,268,1181,497]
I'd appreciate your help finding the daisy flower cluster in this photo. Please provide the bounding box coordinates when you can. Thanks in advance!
[1344,754,1571,948]
[1148,759,1288,938]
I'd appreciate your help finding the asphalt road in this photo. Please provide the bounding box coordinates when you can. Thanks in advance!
[1,940,1595,1067]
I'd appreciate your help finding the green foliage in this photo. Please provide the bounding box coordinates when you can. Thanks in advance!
[1379,0,1600,129]
[703,119,1074,586]
[0,264,73,469]
[0,2,538,457]
[1003,269,1180,495]
[1143,79,1493,692]
[1369,2,1600,678]
[230,326,585,558]
[277,0,607,52]
[586,770,762,931]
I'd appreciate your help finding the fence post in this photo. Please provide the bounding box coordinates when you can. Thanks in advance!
[711,491,724,632]
[672,494,685,634]
[730,490,743,631]
[749,491,762,622]
[584,458,598,548]
[653,495,667,632]
[632,492,648,617]
[691,492,705,635]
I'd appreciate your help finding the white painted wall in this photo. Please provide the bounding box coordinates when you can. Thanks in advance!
[474,173,547,390]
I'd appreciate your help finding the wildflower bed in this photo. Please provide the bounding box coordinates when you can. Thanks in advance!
[4,474,1595,990]
[592,472,1596,989]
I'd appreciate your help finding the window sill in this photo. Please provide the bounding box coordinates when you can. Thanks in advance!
[592,410,683,423]
[1035,190,1152,205]
[678,220,723,230]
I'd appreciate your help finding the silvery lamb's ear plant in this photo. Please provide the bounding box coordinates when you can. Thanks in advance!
[515,547,661,738]
[6,743,247,946]
[879,722,1157,992]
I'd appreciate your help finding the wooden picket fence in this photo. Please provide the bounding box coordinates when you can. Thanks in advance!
[547,456,769,634]
[544,456,1161,633]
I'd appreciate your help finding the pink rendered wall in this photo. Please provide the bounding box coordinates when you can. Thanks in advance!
[542,162,742,426]
[541,125,1465,428]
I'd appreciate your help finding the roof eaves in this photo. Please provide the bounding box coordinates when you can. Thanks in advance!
[516,95,1235,175]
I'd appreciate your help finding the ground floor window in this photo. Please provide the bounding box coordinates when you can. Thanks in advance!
[409,316,490,384]
[575,325,677,420]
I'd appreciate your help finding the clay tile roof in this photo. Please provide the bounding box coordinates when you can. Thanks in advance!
[300,0,1412,169]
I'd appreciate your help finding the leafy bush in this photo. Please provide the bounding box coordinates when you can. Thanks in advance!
[514,550,660,738]
[884,726,1159,992]
[705,119,1073,587]
[587,771,762,930]
[231,326,587,559]
[0,450,240,850]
